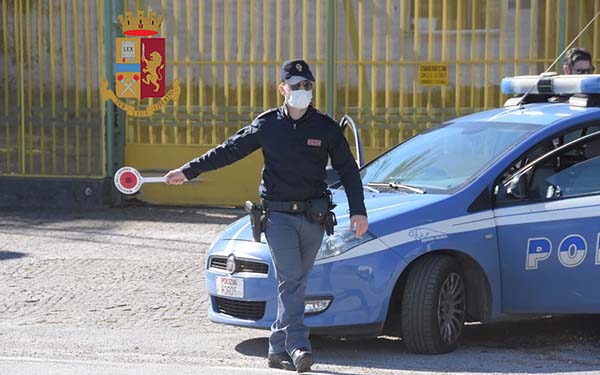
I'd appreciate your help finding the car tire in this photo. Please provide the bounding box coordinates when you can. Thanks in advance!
[400,255,466,354]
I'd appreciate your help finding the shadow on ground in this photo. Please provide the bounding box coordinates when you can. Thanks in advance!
[0,251,27,261]
[235,315,600,374]
[0,206,245,252]
[0,205,245,226]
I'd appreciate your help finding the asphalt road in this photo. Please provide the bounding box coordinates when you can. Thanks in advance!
[1,206,599,375]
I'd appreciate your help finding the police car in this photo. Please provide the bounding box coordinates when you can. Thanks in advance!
[205,73,600,354]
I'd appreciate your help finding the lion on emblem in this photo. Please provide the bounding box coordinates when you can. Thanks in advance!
[142,51,164,92]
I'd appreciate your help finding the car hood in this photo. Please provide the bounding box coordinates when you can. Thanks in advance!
[217,190,449,243]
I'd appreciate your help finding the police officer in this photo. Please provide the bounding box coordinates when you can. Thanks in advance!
[165,59,368,373]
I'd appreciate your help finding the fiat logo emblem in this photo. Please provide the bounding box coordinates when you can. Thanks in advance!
[226,255,236,274]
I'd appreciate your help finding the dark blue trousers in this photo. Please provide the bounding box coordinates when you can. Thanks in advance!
[265,211,325,355]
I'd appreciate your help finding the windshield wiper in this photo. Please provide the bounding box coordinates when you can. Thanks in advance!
[367,182,426,194]
[363,184,380,193]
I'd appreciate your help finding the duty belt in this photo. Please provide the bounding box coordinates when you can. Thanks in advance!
[261,199,307,213]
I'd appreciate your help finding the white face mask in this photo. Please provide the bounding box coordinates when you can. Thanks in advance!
[286,88,312,109]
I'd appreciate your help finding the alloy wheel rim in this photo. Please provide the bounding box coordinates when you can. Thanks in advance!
[437,272,466,345]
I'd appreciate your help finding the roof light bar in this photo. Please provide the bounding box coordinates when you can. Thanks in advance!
[501,73,600,95]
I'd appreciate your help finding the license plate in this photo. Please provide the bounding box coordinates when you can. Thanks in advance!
[216,276,244,298]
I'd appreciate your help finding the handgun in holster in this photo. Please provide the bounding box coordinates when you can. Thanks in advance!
[245,201,265,242]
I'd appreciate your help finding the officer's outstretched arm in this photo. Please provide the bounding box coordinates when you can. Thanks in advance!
[178,123,261,181]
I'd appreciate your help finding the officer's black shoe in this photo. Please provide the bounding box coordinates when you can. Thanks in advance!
[267,352,296,371]
[291,348,314,373]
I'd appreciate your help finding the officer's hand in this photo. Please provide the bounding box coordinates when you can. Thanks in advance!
[350,215,368,238]
[164,169,187,185]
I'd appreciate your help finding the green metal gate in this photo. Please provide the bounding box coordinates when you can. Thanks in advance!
[1,0,106,177]
[2,0,600,206]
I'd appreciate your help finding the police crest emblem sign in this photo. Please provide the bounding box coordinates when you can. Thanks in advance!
[101,11,180,117]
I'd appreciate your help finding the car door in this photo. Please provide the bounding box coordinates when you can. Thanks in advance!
[493,126,600,313]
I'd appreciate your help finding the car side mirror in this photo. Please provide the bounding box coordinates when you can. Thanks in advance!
[506,174,528,199]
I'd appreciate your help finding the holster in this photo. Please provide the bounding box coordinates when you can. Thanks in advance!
[323,210,337,236]
[306,190,337,235]
[245,201,266,242]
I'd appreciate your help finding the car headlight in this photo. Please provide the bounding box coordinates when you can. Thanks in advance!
[316,227,375,260]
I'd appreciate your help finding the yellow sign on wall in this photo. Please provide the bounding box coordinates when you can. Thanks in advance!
[419,63,448,86]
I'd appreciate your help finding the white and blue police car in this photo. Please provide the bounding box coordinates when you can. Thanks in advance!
[205,73,600,354]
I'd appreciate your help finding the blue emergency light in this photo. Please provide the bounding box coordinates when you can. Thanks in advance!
[501,73,600,95]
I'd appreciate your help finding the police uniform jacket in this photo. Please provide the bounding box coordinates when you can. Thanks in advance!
[180,105,367,217]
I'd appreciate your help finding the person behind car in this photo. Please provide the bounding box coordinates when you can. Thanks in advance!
[563,47,595,74]
[164,59,368,373]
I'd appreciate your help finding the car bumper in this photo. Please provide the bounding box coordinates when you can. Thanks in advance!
[205,239,406,335]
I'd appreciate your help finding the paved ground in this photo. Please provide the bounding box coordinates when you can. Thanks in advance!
[1,206,599,375]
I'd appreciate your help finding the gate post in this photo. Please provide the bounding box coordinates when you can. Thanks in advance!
[102,0,125,205]
[327,0,336,116]
[558,0,566,68]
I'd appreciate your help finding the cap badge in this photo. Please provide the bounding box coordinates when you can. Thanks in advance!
[296,63,303,72]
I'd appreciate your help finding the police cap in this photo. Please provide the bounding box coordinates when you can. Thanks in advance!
[280,59,315,84]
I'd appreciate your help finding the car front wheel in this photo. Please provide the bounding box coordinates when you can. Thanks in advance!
[401,255,466,354]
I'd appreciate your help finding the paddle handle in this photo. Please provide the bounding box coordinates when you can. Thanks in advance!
[141,176,166,183]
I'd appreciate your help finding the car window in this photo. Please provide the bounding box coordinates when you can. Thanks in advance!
[496,126,600,204]
[545,155,600,198]
[360,121,540,193]
[556,125,600,146]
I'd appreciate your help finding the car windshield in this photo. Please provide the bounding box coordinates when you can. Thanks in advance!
[360,121,541,193]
